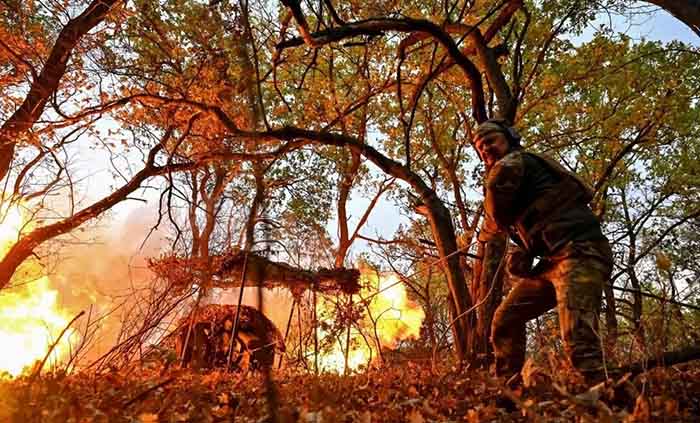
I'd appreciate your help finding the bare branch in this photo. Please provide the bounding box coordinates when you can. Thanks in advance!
[276,17,487,121]
[0,0,122,181]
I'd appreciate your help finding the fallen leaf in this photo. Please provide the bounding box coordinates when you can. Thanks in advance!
[218,392,229,404]
[138,413,159,423]
[664,398,678,416]
[407,409,424,423]
[359,410,372,423]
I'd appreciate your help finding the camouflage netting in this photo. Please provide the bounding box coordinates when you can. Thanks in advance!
[164,304,285,371]
[148,249,361,297]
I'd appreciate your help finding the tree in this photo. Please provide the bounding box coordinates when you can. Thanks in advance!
[0,0,122,181]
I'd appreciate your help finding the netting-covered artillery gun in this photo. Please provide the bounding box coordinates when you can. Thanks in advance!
[170,304,284,371]
[150,249,361,371]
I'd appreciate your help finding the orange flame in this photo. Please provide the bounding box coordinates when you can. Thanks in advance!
[314,269,425,373]
[370,273,425,349]
[0,202,75,377]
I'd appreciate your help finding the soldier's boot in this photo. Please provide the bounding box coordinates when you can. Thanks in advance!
[491,320,526,377]
[491,345,528,413]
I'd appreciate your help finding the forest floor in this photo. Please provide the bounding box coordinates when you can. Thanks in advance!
[1,357,699,422]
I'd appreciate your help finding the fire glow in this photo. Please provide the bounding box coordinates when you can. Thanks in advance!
[314,271,425,373]
[0,202,75,377]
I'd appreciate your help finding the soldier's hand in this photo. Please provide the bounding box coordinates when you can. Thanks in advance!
[508,247,534,278]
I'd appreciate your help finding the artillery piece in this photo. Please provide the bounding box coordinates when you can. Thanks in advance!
[172,304,284,371]
[151,249,361,371]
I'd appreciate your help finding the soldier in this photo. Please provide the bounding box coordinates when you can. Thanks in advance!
[473,118,613,385]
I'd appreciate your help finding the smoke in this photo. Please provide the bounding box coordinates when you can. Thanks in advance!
[48,205,297,365]
[49,204,170,363]
[216,288,295,334]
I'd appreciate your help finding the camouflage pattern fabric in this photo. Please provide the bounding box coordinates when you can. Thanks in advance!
[475,146,614,383]
[479,149,605,256]
[490,239,613,382]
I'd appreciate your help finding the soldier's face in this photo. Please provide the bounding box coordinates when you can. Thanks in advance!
[475,132,510,168]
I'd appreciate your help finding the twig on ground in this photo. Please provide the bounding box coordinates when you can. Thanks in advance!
[123,377,175,407]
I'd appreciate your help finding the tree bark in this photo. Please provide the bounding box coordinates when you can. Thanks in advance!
[646,0,700,36]
[621,188,645,342]
[335,150,361,268]
[244,164,266,251]
[470,232,507,360]
[602,281,618,344]
[624,345,700,376]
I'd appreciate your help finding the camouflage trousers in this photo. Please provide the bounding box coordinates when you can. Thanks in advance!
[490,239,613,382]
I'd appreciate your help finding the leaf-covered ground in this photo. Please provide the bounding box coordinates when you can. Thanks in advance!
[1,359,699,422]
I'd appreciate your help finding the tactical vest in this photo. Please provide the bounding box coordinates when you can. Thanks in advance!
[528,152,595,203]
[511,152,596,255]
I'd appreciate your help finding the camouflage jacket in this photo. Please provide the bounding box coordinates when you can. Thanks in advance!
[478,149,605,258]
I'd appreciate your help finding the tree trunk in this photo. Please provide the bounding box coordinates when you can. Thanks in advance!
[603,282,618,344]
[594,188,618,344]
[244,165,266,251]
[335,150,361,268]
[624,345,700,376]
[470,232,507,361]
[421,193,473,360]
[646,0,700,35]
[621,188,645,343]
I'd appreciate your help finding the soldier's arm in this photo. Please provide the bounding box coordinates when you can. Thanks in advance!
[476,153,524,292]
[483,153,525,228]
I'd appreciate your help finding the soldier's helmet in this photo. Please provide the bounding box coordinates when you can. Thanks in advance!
[474,118,522,147]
